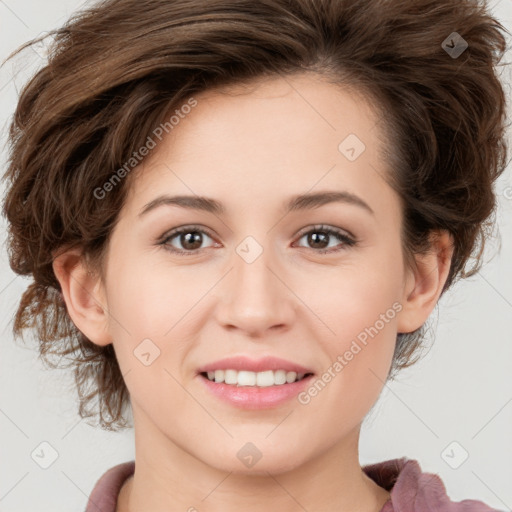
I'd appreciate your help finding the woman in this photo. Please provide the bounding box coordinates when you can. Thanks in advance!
[2,0,509,510]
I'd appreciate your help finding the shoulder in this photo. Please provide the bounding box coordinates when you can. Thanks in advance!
[362,457,504,511]
[85,460,135,512]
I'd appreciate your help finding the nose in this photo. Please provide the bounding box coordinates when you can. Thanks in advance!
[215,246,296,337]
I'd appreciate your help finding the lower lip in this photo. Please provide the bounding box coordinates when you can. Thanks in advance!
[198,373,314,410]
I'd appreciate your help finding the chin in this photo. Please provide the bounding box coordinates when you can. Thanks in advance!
[201,441,310,476]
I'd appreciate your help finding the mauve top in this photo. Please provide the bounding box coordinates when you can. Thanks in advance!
[84,457,502,512]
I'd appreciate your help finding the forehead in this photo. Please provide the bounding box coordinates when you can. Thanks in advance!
[124,73,395,219]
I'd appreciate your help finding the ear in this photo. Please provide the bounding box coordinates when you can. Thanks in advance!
[52,247,112,346]
[396,230,454,334]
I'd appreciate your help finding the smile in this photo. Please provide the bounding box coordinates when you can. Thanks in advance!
[201,369,313,387]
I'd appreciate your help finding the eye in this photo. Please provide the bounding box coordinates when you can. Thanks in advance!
[159,225,218,256]
[158,223,357,256]
[293,224,356,254]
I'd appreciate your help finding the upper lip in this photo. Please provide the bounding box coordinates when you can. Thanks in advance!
[197,356,314,375]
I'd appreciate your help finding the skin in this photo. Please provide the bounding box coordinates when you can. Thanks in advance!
[53,72,454,512]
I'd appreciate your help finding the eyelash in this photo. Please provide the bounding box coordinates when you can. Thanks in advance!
[158,224,357,256]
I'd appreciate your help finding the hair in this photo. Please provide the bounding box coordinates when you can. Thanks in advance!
[1,0,509,431]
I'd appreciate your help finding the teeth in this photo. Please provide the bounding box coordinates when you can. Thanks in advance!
[205,369,308,387]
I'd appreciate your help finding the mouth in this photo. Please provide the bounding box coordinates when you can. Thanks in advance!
[196,355,315,388]
[199,369,315,387]
[196,356,316,409]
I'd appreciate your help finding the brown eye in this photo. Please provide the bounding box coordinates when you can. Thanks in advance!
[160,225,216,255]
[294,225,356,254]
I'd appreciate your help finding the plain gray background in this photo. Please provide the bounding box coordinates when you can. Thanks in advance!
[0,0,511,510]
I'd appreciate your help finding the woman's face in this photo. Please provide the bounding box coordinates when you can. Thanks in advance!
[96,73,415,473]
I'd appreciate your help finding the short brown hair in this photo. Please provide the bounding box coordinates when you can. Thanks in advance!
[2,0,509,431]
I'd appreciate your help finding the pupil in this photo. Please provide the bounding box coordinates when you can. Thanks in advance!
[182,231,202,250]
[309,232,328,249]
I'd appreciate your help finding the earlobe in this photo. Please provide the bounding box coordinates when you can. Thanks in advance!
[396,230,454,334]
[52,247,112,346]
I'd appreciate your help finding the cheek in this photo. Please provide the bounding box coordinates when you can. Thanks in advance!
[296,254,402,403]
[107,256,200,335]
[105,259,213,387]
[104,261,197,413]
[297,256,403,346]
[299,285,398,431]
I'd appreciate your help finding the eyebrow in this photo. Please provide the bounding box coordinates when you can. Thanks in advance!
[138,190,375,218]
